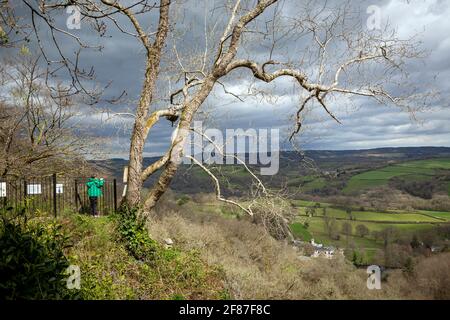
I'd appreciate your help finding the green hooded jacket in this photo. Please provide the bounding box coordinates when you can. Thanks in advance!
[86,178,104,197]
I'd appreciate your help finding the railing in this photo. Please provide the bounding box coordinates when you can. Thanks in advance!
[0,174,122,217]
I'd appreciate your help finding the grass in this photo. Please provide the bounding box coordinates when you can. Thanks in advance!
[337,211,439,223]
[302,178,326,191]
[297,205,443,223]
[305,217,380,249]
[290,223,312,241]
[290,199,332,207]
[343,158,450,193]
[397,158,450,169]
[286,174,336,192]
[304,217,435,249]
[61,213,227,299]
[417,210,450,221]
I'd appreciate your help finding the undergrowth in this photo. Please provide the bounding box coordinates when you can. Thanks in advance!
[0,207,77,299]
[62,207,226,299]
[1,201,226,300]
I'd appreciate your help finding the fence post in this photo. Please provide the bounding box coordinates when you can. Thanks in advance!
[23,179,27,199]
[113,179,117,213]
[74,179,78,211]
[52,173,57,218]
[22,180,27,214]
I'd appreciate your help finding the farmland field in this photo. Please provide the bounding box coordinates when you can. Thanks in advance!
[293,215,437,264]
[343,158,450,193]
[290,223,312,241]
[417,210,450,221]
[397,159,450,169]
[295,204,444,223]
[291,199,449,264]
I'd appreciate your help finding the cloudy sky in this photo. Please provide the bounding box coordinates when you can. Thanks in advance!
[2,0,450,159]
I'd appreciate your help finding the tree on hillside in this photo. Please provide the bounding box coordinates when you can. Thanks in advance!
[379,226,398,248]
[341,221,352,235]
[341,221,352,246]
[410,234,421,249]
[5,0,436,226]
[346,208,353,220]
[355,224,369,238]
[324,216,338,240]
[306,207,316,217]
[0,56,94,177]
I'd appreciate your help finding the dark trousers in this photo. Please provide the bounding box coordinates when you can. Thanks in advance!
[89,196,98,216]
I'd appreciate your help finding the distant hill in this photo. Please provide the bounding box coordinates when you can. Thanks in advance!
[90,147,450,196]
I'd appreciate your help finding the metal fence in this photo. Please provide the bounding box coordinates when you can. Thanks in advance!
[0,174,121,216]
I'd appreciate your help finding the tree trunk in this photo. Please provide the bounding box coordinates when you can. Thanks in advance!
[122,0,170,210]
[125,115,146,208]
[143,76,217,212]
[124,62,164,208]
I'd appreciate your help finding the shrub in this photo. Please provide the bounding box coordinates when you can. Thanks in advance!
[113,206,158,262]
[250,196,296,240]
[347,249,364,266]
[323,216,338,239]
[414,253,450,299]
[355,224,370,238]
[341,222,352,236]
[110,207,225,299]
[0,209,75,299]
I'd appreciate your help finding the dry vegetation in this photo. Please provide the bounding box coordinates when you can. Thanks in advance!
[148,194,449,299]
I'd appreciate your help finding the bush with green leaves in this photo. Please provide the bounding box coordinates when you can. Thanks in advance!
[0,209,75,299]
[113,206,158,262]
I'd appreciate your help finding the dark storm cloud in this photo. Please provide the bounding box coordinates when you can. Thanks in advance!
[2,0,450,158]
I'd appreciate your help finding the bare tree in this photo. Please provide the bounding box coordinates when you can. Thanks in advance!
[0,55,94,177]
[341,221,352,246]
[6,0,436,224]
[323,216,338,239]
[355,224,369,238]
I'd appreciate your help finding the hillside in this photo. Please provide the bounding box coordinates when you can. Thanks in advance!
[344,159,450,195]
[91,147,450,199]
[80,147,450,298]
[2,201,449,300]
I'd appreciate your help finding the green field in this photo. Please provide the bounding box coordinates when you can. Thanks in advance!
[187,182,449,265]
[293,215,436,264]
[290,223,312,241]
[417,210,450,221]
[291,199,449,264]
[286,175,327,191]
[297,205,443,223]
[344,158,450,193]
[397,159,450,169]
[290,199,332,207]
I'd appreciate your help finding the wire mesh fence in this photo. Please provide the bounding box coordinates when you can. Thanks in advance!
[0,174,122,216]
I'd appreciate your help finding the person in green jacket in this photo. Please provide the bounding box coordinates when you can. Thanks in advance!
[86,175,104,216]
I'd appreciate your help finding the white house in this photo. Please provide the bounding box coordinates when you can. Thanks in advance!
[310,239,343,259]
